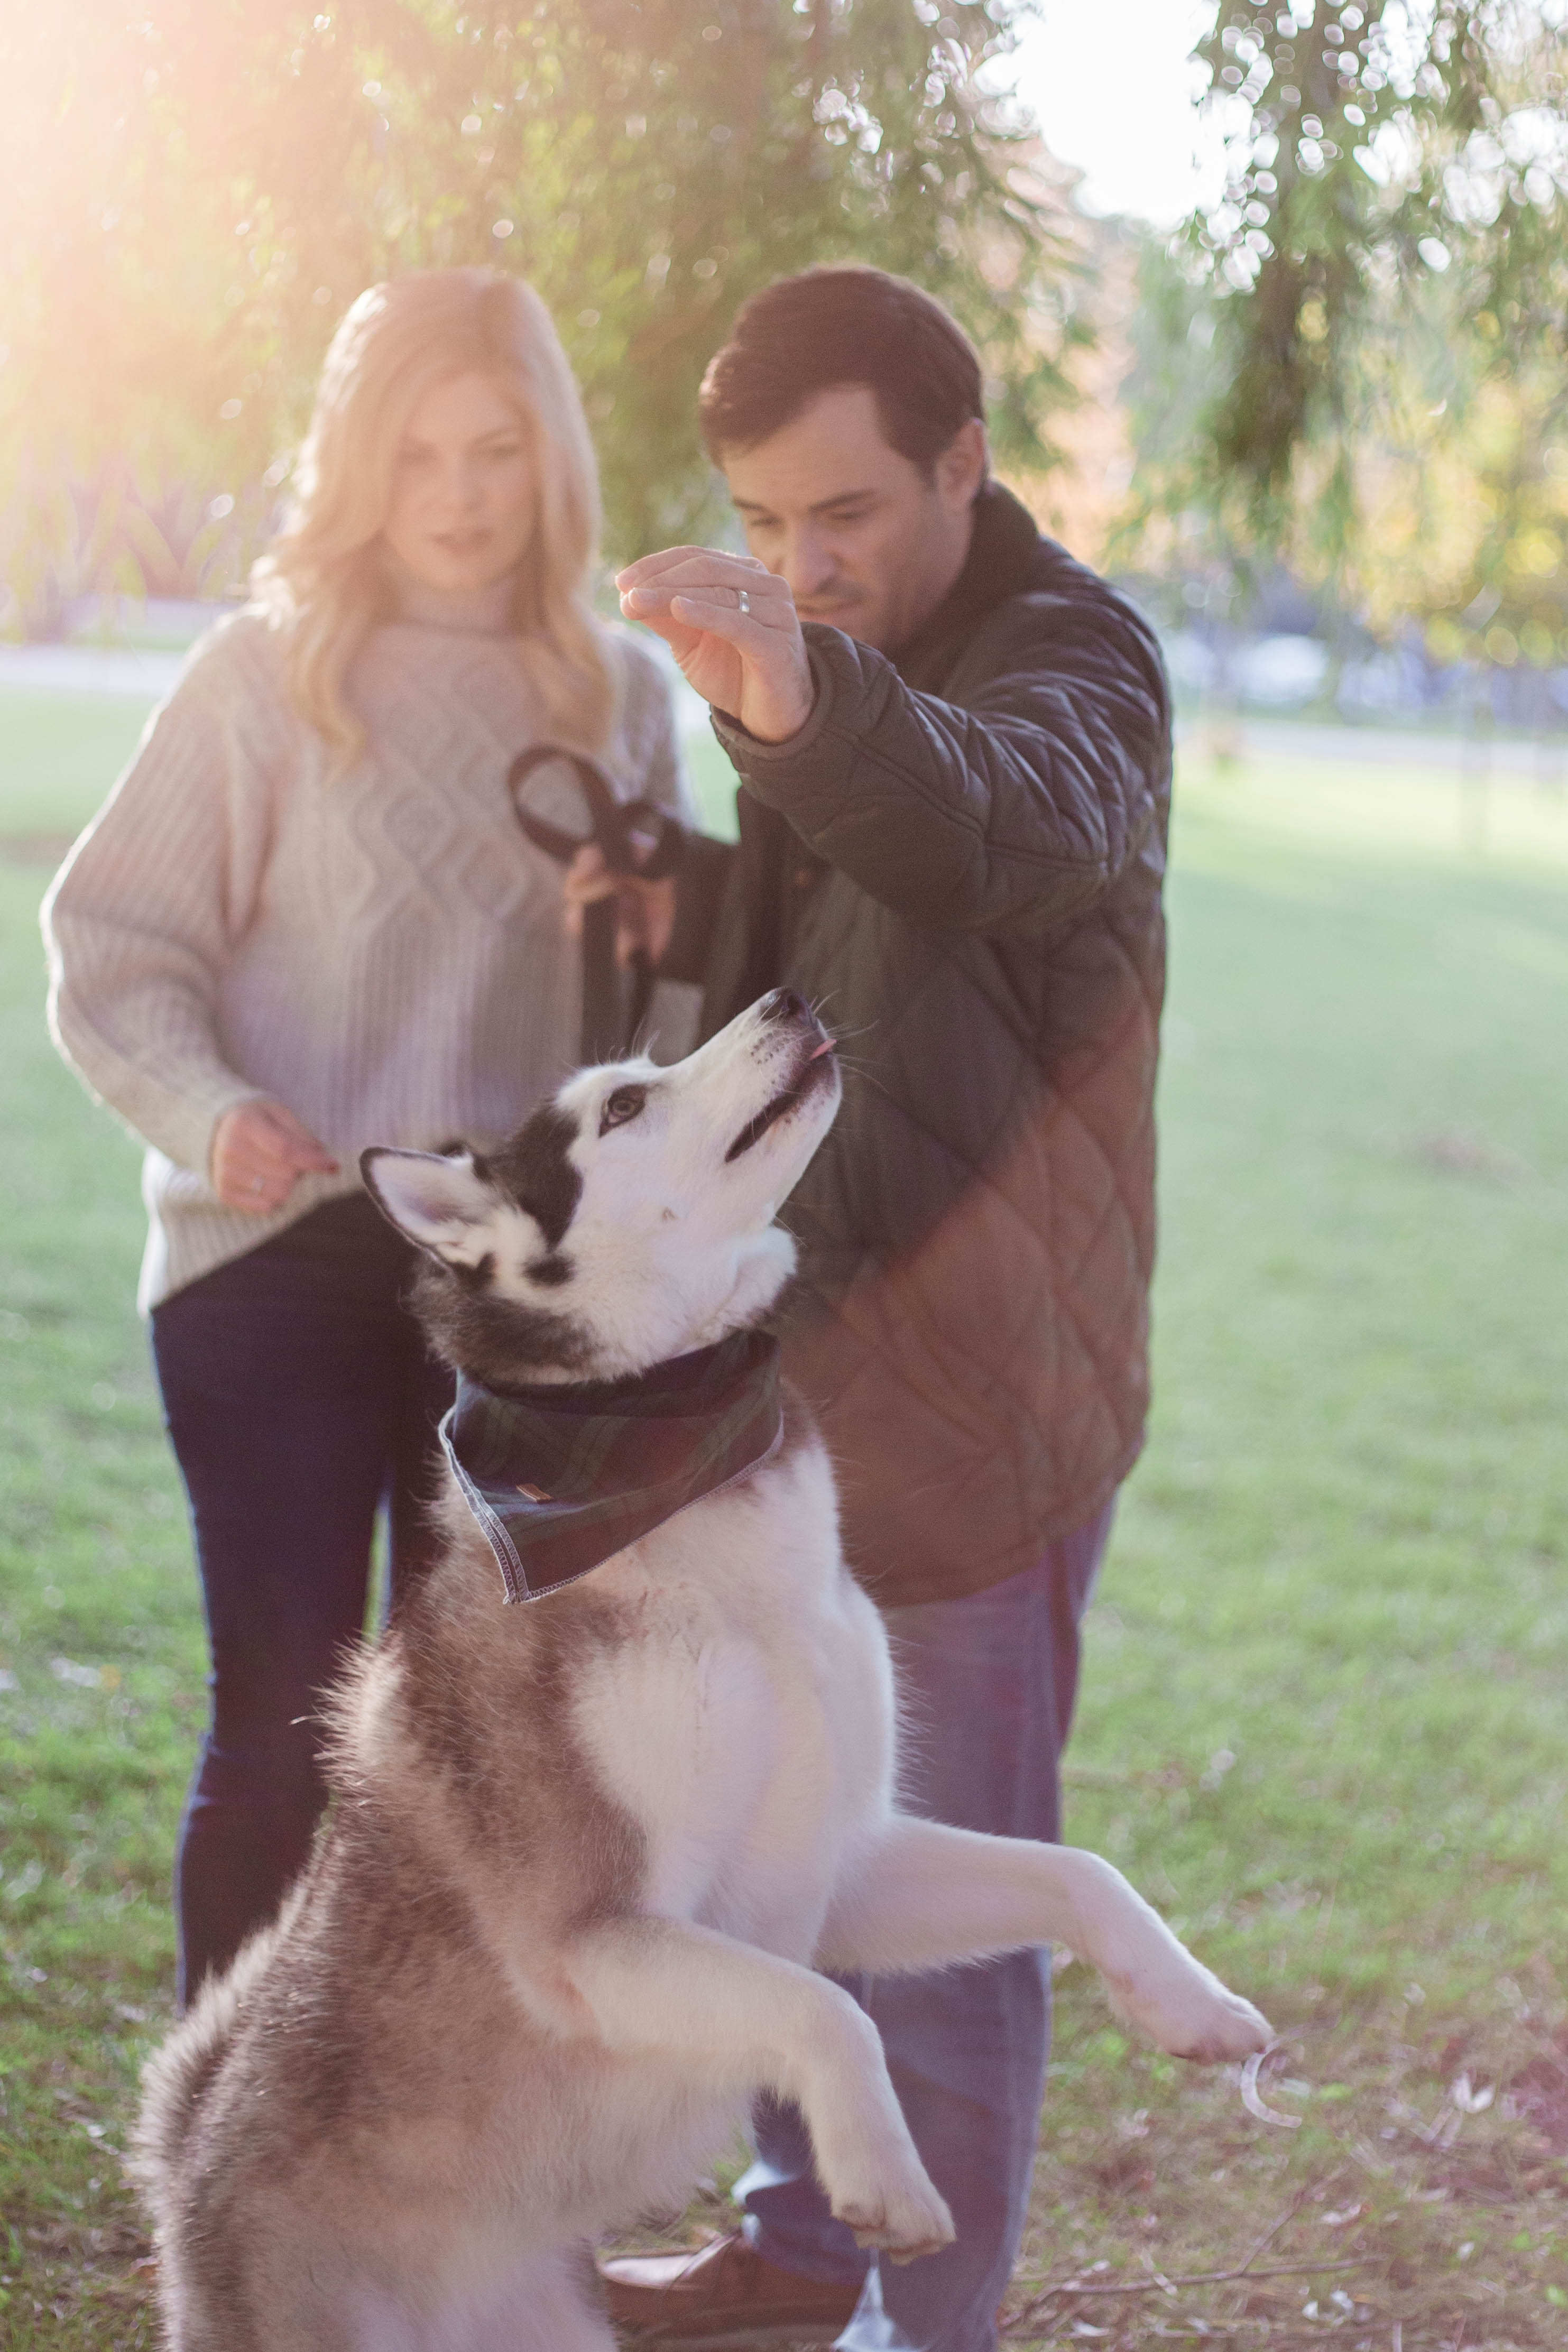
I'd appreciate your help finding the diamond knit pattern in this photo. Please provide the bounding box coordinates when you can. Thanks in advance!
[43,608,690,1313]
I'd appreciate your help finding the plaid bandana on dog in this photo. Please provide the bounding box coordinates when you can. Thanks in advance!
[438,1330,783,1603]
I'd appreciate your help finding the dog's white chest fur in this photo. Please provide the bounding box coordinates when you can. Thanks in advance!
[574,1438,894,1960]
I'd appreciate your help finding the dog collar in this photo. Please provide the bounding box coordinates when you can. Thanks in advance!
[438,1330,783,1604]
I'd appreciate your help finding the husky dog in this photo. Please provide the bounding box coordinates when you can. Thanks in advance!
[136,988,1270,2352]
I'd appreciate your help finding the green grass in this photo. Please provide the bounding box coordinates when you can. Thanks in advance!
[2,704,1567,2344]
[0,699,152,844]
[1004,755,1568,2346]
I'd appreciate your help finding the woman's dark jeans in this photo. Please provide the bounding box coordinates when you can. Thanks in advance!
[150,1195,453,2008]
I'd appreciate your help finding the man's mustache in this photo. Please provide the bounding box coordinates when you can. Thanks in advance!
[796,578,865,614]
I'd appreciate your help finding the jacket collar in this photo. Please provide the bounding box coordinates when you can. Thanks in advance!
[892,482,1046,692]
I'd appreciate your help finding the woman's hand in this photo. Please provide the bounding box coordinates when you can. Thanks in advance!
[615,549,814,743]
[210,1100,339,1213]
[561,844,678,970]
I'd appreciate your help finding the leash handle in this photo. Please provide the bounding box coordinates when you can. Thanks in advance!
[506,742,684,1062]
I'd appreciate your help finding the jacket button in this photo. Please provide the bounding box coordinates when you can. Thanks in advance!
[795,866,816,889]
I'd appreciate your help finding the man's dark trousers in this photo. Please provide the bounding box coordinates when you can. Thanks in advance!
[735,1501,1115,2352]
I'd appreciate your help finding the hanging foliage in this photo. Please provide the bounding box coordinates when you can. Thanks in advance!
[0,0,1084,629]
[1114,2,1568,659]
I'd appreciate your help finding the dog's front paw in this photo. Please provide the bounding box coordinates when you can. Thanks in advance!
[1110,1963,1273,2063]
[1166,1984,1274,2063]
[832,2167,956,2265]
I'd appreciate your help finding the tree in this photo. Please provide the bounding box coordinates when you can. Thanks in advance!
[1113,2,1568,668]
[0,0,1083,629]
[1191,1,1565,505]
[1115,237,1568,674]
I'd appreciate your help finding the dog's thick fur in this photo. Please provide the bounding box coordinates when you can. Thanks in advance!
[136,990,1270,2351]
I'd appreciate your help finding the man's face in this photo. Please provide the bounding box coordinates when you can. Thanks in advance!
[720,384,987,656]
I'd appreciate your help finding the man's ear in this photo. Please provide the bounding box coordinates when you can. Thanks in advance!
[361,1147,501,1262]
[936,416,989,511]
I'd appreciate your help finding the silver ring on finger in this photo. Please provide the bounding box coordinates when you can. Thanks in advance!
[737,588,750,614]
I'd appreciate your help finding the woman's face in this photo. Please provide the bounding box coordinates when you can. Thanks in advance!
[382,370,535,595]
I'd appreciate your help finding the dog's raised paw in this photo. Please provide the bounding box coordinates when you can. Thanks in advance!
[835,2179,956,2264]
[1111,1968,1274,2063]
[1164,1988,1274,2063]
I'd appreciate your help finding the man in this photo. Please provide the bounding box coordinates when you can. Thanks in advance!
[587,266,1171,2352]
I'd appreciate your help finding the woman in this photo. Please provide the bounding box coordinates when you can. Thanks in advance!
[43,269,690,2006]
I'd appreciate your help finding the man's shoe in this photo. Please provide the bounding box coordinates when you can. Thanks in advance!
[598,2231,863,2347]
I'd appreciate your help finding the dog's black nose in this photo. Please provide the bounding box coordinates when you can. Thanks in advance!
[759,987,809,1025]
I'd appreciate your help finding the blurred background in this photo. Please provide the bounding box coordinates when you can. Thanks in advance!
[3,7,1568,2345]
[3,0,1567,743]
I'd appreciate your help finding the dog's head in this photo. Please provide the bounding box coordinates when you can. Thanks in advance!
[362,989,841,1385]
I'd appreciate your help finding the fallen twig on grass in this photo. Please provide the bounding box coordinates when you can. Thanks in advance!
[1231,2176,1342,2273]
[1003,2182,1366,2338]
[1004,2255,1375,2328]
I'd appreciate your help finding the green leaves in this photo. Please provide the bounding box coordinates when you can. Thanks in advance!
[1121,4,1568,643]
[0,0,1082,623]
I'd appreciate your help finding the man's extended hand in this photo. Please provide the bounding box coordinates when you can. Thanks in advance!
[616,549,813,744]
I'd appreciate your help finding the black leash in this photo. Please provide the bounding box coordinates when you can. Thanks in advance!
[506,743,684,1064]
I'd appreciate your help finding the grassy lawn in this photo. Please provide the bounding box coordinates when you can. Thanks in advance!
[0,699,153,846]
[1,696,1566,2345]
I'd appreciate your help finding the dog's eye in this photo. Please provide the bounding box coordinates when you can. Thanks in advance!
[599,1085,648,1135]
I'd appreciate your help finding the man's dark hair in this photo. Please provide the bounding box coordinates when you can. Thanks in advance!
[698,266,984,478]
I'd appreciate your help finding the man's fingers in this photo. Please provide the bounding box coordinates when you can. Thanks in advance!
[623,566,787,623]
[626,575,788,620]
[616,546,767,590]
[614,605,708,661]
[665,594,772,646]
[615,545,715,587]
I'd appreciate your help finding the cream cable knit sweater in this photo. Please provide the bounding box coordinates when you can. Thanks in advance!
[42,591,693,1313]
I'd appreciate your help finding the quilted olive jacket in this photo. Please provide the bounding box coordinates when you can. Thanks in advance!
[663,484,1171,1608]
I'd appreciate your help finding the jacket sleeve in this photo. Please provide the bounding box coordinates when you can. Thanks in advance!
[40,626,281,1175]
[710,577,1169,942]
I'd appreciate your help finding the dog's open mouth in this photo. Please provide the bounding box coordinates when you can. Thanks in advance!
[725,1038,836,1163]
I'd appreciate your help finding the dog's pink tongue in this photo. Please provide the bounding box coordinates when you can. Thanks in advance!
[809,1038,835,1060]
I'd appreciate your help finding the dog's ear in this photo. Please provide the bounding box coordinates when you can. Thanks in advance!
[361,1147,502,1263]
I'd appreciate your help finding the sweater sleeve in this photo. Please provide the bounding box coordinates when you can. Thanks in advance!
[41,622,286,1175]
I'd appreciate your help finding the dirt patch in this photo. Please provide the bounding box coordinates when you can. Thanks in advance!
[1504,2027,1568,2157]
[1401,1124,1533,1185]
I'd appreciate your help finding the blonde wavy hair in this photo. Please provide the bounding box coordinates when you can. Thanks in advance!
[253,269,614,761]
